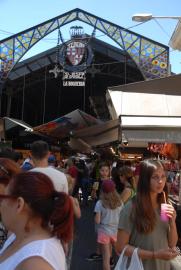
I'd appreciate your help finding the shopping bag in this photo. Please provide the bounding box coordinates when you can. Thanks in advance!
[170,255,181,270]
[114,246,144,270]
[114,245,129,270]
[128,248,144,270]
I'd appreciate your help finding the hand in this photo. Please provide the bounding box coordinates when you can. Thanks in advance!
[154,248,178,260]
[91,190,97,199]
[165,204,176,222]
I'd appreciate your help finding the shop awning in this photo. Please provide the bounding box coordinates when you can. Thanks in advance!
[108,73,181,96]
[106,90,181,144]
[70,119,120,147]
[106,90,181,119]
[33,109,102,139]
[3,117,33,132]
[121,115,181,144]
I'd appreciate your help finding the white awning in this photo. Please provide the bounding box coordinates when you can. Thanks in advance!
[4,117,33,131]
[106,90,181,119]
[106,90,181,143]
[121,115,181,143]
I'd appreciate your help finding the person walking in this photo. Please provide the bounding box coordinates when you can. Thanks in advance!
[118,166,136,204]
[94,180,123,270]
[0,171,74,270]
[87,162,111,261]
[31,140,68,193]
[116,159,178,270]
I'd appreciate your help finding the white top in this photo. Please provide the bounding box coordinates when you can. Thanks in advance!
[94,200,123,235]
[0,234,66,270]
[31,167,68,193]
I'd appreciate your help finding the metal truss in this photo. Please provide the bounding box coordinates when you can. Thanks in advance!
[0,8,169,81]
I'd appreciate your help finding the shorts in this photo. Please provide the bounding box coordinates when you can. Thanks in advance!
[97,231,117,244]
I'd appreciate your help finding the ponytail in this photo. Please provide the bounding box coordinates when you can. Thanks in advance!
[50,192,74,243]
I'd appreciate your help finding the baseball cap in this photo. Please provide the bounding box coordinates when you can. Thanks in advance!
[102,180,115,193]
[48,154,56,163]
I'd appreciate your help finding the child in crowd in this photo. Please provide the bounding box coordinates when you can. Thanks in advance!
[94,180,123,270]
[91,162,111,201]
[87,162,113,263]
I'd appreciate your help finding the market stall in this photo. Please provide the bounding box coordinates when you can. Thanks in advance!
[106,88,181,242]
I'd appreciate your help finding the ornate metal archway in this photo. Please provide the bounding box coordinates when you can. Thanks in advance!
[0,8,169,82]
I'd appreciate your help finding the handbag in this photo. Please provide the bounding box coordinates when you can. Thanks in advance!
[114,245,144,270]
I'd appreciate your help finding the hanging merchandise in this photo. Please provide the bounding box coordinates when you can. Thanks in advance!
[161,143,179,160]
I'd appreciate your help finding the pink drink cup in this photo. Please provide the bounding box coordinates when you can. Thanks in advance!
[160,203,169,222]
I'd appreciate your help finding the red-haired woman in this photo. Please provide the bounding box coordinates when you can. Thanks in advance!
[116,159,178,270]
[0,158,21,247]
[0,171,74,270]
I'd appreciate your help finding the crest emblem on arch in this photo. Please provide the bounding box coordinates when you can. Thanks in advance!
[66,40,86,66]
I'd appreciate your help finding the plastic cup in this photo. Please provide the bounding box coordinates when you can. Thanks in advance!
[160,203,169,222]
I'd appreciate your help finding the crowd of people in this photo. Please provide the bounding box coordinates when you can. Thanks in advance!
[0,140,180,270]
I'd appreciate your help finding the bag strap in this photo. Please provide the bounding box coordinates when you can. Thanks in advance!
[114,245,129,270]
[128,248,144,270]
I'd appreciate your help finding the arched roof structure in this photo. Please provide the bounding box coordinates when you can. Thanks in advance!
[0,8,169,82]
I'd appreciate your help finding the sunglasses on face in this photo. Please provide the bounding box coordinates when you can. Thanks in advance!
[0,194,16,202]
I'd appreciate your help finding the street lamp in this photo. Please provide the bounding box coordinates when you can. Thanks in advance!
[132,13,181,51]
[132,13,181,22]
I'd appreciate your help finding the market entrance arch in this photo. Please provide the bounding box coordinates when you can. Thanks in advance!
[0,8,169,82]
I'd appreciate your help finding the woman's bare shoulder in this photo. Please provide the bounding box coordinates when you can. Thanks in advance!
[15,257,54,270]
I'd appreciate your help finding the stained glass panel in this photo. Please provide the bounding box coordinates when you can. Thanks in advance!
[0,8,169,80]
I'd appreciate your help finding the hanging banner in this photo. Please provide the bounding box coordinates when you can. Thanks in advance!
[59,27,93,86]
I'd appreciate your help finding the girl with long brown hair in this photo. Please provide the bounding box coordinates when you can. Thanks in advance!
[116,159,178,270]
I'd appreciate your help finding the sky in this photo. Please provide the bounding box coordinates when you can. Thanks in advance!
[0,0,181,74]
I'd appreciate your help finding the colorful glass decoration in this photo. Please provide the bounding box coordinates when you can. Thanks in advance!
[0,8,169,81]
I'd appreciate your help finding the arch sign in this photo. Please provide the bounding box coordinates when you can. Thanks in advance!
[59,26,93,86]
[0,8,169,85]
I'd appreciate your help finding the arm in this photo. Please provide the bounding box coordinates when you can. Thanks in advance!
[94,212,101,224]
[15,257,54,270]
[91,181,99,199]
[115,229,154,259]
[115,229,178,260]
[120,188,132,204]
[70,196,81,219]
[166,204,178,247]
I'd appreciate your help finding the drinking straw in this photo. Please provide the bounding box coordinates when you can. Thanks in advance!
[163,191,166,203]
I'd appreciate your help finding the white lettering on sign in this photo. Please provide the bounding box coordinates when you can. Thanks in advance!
[67,42,85,48]
[63,81,85,87]
[63,72,85,80]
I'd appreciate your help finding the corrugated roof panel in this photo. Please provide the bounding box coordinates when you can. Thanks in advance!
[28,62,42,71]
[37,57,50,67]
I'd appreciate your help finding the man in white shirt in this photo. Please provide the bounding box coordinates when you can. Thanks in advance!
[30,140,68,193]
